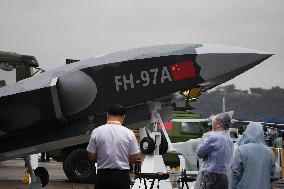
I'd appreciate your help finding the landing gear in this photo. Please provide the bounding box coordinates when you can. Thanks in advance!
[34,167,49,188]
[21,155,49,189]
[63,148,96,183]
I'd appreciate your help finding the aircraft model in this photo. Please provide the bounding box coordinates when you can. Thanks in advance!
[0,43,273,159]
[0,44,272,185]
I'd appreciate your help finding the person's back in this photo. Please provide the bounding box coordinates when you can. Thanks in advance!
[231,122,275,189]
[87,104,140,189]
[195,112,233,189]
[197,131,232,174]
[233,143,274,189]
[93,124,137,170]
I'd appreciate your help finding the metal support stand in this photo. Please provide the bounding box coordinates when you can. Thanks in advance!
[153,111,176,153]
[177,169,196,189]
[25,155,37,184]
[17,155,43,189]
[133,102,174,189]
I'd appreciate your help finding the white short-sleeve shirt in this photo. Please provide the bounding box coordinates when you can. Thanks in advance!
[87,124,140,170]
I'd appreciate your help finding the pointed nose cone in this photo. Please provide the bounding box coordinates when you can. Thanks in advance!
[195,44,273,89]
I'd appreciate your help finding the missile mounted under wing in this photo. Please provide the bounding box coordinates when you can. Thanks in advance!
[0,43,272,161]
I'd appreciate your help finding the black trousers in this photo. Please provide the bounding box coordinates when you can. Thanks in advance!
[95,169,130,189]
[194,171,228,189]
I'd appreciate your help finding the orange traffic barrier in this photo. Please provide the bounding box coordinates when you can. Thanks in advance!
[271,147,284,177]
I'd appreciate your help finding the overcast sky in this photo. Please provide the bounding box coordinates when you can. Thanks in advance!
[0,0,283,90]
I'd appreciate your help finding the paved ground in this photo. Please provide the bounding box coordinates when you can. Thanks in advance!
[2,159,282,189]
[0,159,94,189]
[0,181,93,189]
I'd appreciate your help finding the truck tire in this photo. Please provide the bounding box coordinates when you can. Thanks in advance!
[63,148,96,183]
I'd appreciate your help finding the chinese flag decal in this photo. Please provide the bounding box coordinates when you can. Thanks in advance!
[169,60,196,81]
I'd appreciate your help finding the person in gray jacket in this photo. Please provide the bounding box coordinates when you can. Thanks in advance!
[230,122,275,189]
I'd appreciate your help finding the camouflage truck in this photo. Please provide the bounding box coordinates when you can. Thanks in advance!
[162,111,209,167]
[0,51,39,84]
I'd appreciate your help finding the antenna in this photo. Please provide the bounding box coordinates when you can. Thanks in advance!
[222,97,225,113]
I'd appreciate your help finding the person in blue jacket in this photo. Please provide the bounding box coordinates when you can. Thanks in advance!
[195,112,233,189]
[230,122,275,189]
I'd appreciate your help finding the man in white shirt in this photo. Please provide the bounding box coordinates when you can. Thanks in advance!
[87,104,140,189]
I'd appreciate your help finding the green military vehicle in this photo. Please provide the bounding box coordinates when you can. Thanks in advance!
[0,51,40,84]
[162,111,209,167]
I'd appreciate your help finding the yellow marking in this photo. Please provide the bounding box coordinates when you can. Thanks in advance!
[22,170,30,184]
[271,147,284,177]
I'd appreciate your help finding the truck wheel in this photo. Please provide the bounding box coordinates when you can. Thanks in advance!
[63,148,96,183]
[34,167,49,188]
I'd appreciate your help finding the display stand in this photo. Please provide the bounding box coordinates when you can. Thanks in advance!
[17,155,43,189]
[132,102,174,189]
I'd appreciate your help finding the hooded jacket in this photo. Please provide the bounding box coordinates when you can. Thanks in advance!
[230,122,275,189]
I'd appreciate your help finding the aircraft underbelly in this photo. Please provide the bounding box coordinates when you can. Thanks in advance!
[0,103,152,157]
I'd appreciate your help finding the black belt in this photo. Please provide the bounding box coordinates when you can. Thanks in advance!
[97,169,129,173]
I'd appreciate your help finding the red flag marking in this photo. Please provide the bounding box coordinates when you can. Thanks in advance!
[169,60,196,81]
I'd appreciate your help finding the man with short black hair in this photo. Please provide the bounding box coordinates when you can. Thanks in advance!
[87,104,140,189]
